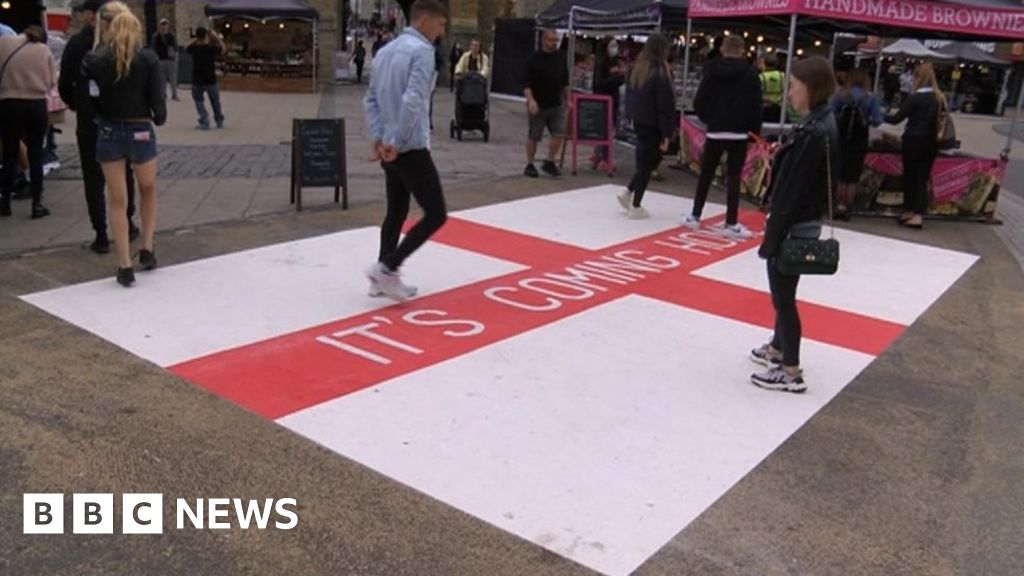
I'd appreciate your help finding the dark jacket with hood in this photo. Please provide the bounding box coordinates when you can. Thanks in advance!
[759,103,840,259]
[82,45,166,126]
[693,56,762,137]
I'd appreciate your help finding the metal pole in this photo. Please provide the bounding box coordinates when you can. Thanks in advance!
[874,43,884,94]
[1004,69,1023,159]
[781,13,797,125]
[682,18,692,108]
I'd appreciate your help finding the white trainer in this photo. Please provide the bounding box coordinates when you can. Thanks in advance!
[719,223,754,239]
[680,214,700,230]
[616,189,632,211]
[365,263,416,301]
[368,279,418,298]
[627,206,649,220]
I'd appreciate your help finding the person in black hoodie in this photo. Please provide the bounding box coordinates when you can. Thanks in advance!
[618,34,675,219]
[750,56,839,393]
[58,0,138,253]
[884,62,943,230]
[684,35,762,239]
[83,5,165,287]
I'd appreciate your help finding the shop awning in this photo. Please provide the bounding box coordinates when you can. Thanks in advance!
[536,0,690,32]
[932,40,1012,65]
[204,0,318,20]
[879,38,953,59]
[687,0,1024,41]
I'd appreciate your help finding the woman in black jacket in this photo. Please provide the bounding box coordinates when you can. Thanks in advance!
[884,62,943,230]
[751,56,839,393]
[618,34,675,220]
[83,4,166,287]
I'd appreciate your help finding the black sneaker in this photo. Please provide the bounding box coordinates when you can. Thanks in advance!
[116,267,135,287]
[139,249,157,271]
[541,160,562,177]
[128,222,141,242]
[524,163,539,178]
[751,367,806,393]
[30,204,50,219]
[90,234,111,254]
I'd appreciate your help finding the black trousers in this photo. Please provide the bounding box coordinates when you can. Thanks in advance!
[355,61,364,83]
[627,126,663,208]
[693,138,747,226]
[77,124,136,236]
[767,260,802,367]
[379,149,447,271]
[901,134,938,216]
[1,99,47,205]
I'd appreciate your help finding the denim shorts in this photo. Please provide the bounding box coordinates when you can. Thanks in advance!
[96,120,158,164]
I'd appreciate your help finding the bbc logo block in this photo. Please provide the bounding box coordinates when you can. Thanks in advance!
[24,493,162,535]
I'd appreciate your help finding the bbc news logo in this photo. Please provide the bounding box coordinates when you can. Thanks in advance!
[23,494,298,534]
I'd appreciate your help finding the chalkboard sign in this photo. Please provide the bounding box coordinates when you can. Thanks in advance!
[575,97,610,142]
[569,93,615,176]
[291,118,348,211]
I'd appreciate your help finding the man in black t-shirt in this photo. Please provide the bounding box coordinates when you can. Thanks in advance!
[186,26,226,130]
[523,29,570,178]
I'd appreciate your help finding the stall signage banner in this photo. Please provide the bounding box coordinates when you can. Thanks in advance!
[863,153,1006,216]
[690,0,1024,39]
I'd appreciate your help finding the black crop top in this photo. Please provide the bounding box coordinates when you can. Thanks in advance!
[82,45,166,126]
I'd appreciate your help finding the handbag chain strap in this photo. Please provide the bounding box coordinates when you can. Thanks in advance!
[825,137,834,240]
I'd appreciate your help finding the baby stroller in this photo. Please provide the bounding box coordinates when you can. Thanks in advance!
[450,72,490,142]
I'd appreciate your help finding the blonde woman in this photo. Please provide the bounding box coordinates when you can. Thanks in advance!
[618,34,675,219]
[884,63,944,230]
[83,6,166,286]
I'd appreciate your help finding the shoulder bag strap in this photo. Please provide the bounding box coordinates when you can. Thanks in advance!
[826,137,834,238]
[0,40,31,89]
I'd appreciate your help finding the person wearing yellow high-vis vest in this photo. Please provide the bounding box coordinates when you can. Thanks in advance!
[760,54,784,123]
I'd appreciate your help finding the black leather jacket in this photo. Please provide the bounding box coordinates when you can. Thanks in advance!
[759,103,840,259]
[82,45,166,126]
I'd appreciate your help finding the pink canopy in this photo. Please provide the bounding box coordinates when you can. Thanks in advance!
[689,0,1024,40]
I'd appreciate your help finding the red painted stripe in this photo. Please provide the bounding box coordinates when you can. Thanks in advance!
[170,210,904,420]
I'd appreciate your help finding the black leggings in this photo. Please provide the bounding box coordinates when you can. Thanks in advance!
[693,138,747,226]
[902,135,938,216]
[379,149,448,271]
[1,98,47,205]
[627,126,663,208]
[767,260,802,367]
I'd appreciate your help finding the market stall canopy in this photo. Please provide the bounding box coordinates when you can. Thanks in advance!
[931,40,1012,65]
[205,0,318,20]
[688,0,1024,41]
[536,0,689,32]
[879,38,953,59]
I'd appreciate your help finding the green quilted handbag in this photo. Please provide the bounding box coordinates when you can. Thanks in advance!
[777,140,840,276]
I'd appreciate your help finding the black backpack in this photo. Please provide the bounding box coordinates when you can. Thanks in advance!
[837,95,869,143]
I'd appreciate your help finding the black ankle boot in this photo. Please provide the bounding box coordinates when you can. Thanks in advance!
[30,204,50,219]
[139,249,157,271]
[116,267,135,287]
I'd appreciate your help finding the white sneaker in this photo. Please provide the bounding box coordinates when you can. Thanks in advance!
[616,189,632,211]
[368,279,417,298]
[719,223,754,239]
[680,213,700,230]
[626,206,649,220]
[364,263,416,301]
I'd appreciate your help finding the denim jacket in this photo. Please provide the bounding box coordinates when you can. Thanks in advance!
[363,27,435,153]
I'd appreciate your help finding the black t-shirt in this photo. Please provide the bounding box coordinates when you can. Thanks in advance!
[526,50,568,109]
[187,43,220,85]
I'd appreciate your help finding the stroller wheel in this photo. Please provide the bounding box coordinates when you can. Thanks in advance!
[483,122,490,143]
[457,129,463,141]
[449,120,456,139]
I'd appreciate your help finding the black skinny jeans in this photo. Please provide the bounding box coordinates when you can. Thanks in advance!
[1,99,47,205]
[767,260,803,367]
[627,126,663,208]
[77,124,136,236]
[379,149,447,271]
[901,134,938,216]
[693,138,747,226]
